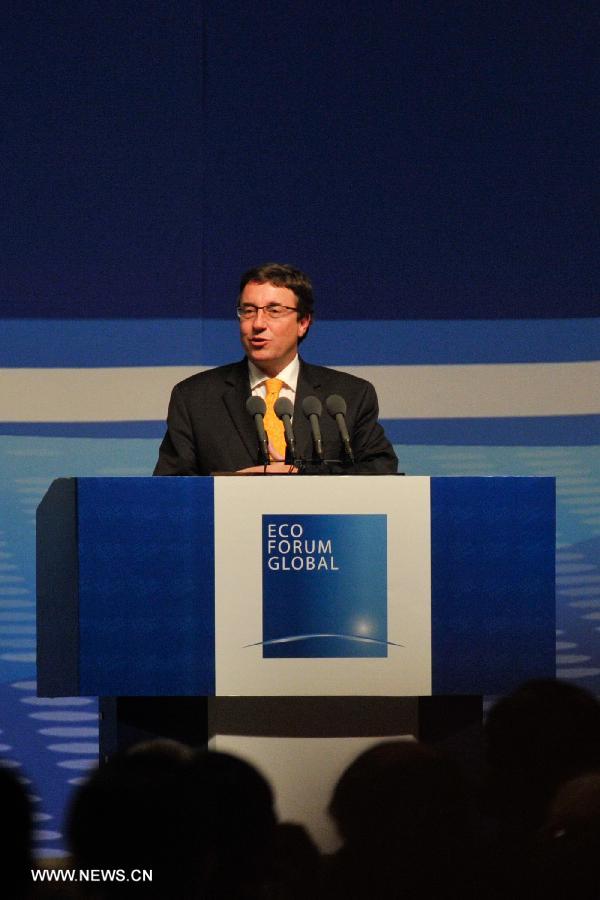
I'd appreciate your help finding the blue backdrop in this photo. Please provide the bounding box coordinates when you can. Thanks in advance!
[1,0,598,856]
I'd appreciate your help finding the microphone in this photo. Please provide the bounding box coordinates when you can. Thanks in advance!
[245,395,269,465]
[302,396,324,462]
[274,396,297,461]
[326,394,355,463]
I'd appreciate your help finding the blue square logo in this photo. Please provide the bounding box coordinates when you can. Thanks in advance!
[262,514,387,658]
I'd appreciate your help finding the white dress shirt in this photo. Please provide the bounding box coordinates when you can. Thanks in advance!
[247,356,299,462]
[248,355,300,408]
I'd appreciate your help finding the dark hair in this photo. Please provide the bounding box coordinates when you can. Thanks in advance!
[0,765,32,899]
[67,749,189,897]
[484,679,600,833]
[329,740,469,846]
[183,750,277,897]
[239,263,314,321]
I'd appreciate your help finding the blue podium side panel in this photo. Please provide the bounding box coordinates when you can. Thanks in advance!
[431,477,555,695]
[77,477,214,695]
[37,478,79,696]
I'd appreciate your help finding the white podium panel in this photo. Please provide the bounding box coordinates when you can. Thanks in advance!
[214,476,432,695]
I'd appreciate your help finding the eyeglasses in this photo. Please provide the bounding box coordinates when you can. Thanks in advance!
[236,304,298,320]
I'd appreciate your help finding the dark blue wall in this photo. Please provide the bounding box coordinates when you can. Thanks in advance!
[3,0,598,319]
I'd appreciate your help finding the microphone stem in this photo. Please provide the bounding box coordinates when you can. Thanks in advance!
[310,416,324,461]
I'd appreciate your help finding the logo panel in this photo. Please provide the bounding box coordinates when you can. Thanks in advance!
[262,514,387,658]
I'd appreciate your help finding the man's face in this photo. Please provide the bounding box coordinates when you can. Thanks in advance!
[239,281,310,376]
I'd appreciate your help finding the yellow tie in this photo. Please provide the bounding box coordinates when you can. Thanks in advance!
[263,378,286,461]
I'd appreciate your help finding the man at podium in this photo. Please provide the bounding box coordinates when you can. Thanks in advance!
[154,263,397,476]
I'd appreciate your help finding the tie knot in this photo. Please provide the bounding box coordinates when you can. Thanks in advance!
[265,378,284,398]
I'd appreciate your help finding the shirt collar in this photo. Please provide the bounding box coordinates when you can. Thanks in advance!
[248,355,300,392]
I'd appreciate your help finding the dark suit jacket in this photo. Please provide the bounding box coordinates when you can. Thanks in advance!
[153,358,398,475]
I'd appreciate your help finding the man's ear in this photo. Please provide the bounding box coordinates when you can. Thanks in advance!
[298,314,311,338]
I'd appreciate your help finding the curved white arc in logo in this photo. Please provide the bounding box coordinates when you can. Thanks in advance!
[244,633,404,648]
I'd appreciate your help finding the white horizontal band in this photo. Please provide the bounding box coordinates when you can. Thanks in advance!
[1,362,598,422]
[347,362,600,419]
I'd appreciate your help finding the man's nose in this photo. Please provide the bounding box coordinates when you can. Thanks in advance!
[252,308,268,328]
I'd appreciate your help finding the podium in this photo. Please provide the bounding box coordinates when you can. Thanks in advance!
[37,475,555,848]
[37,475,555,699]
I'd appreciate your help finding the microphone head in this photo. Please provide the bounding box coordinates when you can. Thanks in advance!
[302,395,323,418]
[246,395,266,416]
[274,397,294,419]
[325,394,347,417]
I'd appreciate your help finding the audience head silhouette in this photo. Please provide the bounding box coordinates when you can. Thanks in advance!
[326,739,473,899]
[0,764,31,900]
[484,679,600,835]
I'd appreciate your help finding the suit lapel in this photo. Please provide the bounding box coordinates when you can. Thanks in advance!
[294,359,322,461]
[222,360,260,462]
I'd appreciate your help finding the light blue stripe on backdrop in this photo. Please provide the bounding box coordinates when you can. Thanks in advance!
[383,416,600,446]
[2,318,599,367]
[1,415,598,444]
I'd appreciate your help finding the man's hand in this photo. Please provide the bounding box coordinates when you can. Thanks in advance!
[236,463,298,474]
